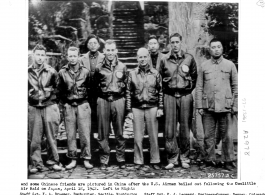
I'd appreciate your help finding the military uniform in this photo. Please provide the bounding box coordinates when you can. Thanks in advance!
[28,63,61,169]
[94,57,127,165]
[58,63,92,160]
[159,50,197,164]
[195,56,238,162]
[126,65,163,165]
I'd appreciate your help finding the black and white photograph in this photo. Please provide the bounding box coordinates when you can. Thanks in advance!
[27,0,239,179]
[4,0,265,194]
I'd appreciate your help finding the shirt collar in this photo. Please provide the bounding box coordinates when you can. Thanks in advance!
[28,63,49,72]
[103,56,118,69]
[167,49,185,60]
[138,63,154,74]
[89,51,99,59]
[150,51,158,57]
[65,62,83,71]
[211,56,223,64]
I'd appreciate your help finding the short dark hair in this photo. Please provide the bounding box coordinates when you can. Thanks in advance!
[32,44,47,53]
[84,34,100,46]
[169,33,182,41]
[105,39,116,47]
[67,46,80,55]
[209,38,223,46]
[148,35,158,42]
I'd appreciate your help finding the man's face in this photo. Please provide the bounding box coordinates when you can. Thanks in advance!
[67,50,79,65]
[87,38,100,52]
[210,41,223,58]
[104,43,118,61]
[137,49,150,67]
[170,36,182,53]
[33,49,46,65]
[148,38,159,53]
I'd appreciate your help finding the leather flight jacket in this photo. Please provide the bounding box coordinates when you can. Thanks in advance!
[58,63,90,106]
[126,65,163,113]
[28,63,58,107]
[160,50,197,97]
[94,57,127,102]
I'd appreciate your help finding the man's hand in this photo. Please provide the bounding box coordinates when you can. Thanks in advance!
[127,112,134,120]
[231,107,238,115]
[157,109,164,117]
[198,109,204,115]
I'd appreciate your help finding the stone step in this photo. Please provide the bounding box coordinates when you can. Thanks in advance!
[113,27,140,30]
[113,37,141,41]
[115,41,143,45]
[113,24,139,27]
[124,63,138,69]
[113,29,141,33]
[117,48,138,52]
[114,32,139,36]
[119,58,137,63]
[117,53,136,58]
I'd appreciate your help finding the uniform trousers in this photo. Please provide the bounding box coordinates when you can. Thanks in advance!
[63,102,91,160]
[202,110,235,162]
[28,104,60,168]
[164,93,193,164]
[132,107,160,165]
[97,97,126,164]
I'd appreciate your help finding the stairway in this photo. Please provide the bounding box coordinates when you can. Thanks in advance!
[112,1,145,69]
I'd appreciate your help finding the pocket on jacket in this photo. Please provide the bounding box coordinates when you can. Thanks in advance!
[225,92,233,108]
[221,69,230,80]
[202,95,209,108]
[204,70,212,81]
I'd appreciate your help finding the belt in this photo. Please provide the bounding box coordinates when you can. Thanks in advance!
[100,94,123,102]
[65,99,88,106]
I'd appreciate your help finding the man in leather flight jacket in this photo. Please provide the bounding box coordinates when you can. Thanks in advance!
[126,48,163,170]
[94,40,127,169]
[28,44,62,173]
[159,33,197,169]
[58,47,93,170]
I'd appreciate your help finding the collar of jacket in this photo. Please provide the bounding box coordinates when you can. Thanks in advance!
[102,56,118,69]
[83,51,100,59]
[166,49,185,60]
[211,55,223,64]
[150,51,159,57]
[28,63,51,72]
[137,64,155,74]
[89,51,99,59]
[63,62,85,71]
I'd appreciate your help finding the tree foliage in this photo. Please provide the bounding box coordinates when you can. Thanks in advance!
[205,3,238,66]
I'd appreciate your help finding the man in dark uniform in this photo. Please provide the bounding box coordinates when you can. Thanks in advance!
[147,35,164,70]
[126,48,163,170]
[94,39,127,170]
[159,33,197,169]
[28,44,63,173]
[58,47,93,170]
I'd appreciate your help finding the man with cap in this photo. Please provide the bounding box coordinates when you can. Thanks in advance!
[28,44,63,173]
[159,32,197,169]
[147,35,164,70]
[94,39,127,170]
[196,39,238,171]
[126,48,163,170]
[58,47,93,170]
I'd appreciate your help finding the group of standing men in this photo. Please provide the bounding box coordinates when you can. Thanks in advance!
[28,32,238,174]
